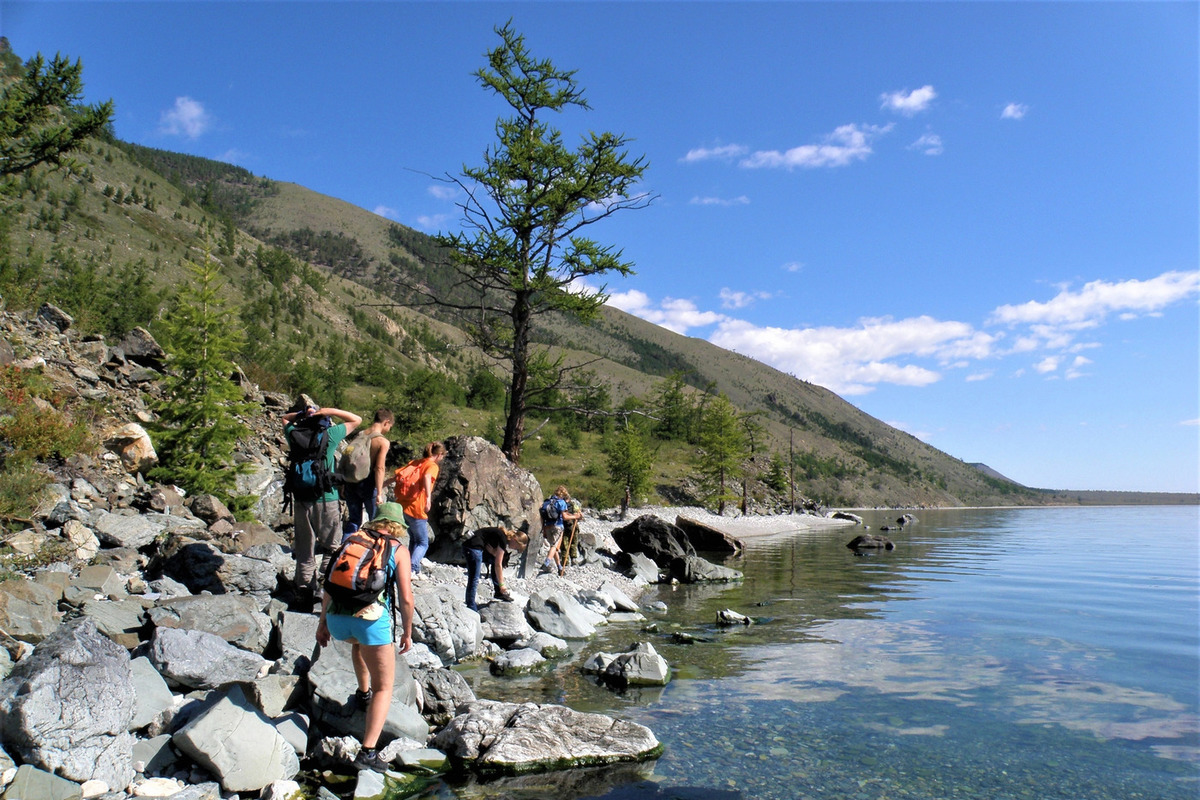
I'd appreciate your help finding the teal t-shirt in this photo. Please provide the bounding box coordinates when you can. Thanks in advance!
[284,421,347,504]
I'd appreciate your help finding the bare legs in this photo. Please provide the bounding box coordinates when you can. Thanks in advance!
[351,642,395,748]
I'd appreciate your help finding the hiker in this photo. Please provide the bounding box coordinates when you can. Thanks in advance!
[539,485,580,577]
[562,495,584,565]
[315,503,414,772]
[386,441,446,579]
[462,525,528,612]
[283,401,361,608]
[340,409,394,537]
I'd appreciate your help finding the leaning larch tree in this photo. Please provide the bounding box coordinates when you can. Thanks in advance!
[427,23,652,464]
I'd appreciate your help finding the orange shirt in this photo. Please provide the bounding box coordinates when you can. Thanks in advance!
[401,457,440,520]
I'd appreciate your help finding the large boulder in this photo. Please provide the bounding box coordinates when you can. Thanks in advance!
[611,515,695,568]
[153,539,278,597]
[147,626,269,689]
[431,700,662,776]
[525,590,603,640]
[479,598,535,644]
[846,533,895,551]
[116,327,166,369]
[582,642,671,687]
[411,667,476,727]
[411,584,485,664]
[103,423,158,476]
[171,685,299,793]
[147,594,272,653]
[307,638,428,744]
[0,618,136,790]
[668,555,743,583]
[427,436,543,576]
[674,516,744,555]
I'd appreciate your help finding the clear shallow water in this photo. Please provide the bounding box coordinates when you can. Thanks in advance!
[424,506,1200,799]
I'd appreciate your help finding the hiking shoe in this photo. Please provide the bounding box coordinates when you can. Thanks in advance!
[352,748,389,773]
[496,591,513,602]
[558,567,566,577]
[353,688,373,710]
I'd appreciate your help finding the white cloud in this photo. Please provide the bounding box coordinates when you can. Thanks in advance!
[1182,419,1200,427]
[374,205,400,220]
[690,195,750,207]
[719,288,773,309]
[159,96,211,139]
[1034,356,1060,374]
[1001,103,1029,120]
[740,123,892,170]
[782,261,804,273]
[606,290,726,335]
[990,271,1200,330]
[217,148,249,166]
[886,420,933,441]
[880,85,937,116]
[1065,355,1092,380]
[965,371,994,382]
[910,133,943,156]
[427,185,458,201]
[682,144,749,163]
[415,213,450,230]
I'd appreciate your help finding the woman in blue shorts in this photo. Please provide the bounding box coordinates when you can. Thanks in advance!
[316,503,414,771]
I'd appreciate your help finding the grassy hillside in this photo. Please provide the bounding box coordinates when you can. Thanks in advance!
[5,131,1183,509]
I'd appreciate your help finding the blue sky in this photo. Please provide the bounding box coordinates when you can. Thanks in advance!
[5,2,1198,493]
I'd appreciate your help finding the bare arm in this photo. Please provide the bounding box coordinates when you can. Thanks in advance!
[372,438,390,497]
[392,546,414,653]
[320,407,362,435]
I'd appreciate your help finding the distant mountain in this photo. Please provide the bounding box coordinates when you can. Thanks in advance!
[7,134,1183,508]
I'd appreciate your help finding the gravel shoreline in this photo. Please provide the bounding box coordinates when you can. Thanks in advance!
[416,506,857,605]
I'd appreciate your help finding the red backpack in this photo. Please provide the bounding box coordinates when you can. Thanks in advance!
[393,459,426,505]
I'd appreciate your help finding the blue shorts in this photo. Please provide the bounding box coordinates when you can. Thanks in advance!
[325,608,392,646]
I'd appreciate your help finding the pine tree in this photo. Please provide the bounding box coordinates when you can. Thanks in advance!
[149,253,253,509]
[605,423,655,519]
[697,393,747,515]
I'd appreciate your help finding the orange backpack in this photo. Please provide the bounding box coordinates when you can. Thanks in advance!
[393,459,425,505]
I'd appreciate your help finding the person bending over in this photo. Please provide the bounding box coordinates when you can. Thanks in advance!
[462,525,528,611]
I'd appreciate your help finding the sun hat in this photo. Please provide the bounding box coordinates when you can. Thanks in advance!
[371,502,409,529]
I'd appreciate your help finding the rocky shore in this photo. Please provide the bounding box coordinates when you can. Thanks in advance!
[0,305,856,800]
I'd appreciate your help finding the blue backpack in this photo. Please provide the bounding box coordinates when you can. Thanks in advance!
[540,497,562,526]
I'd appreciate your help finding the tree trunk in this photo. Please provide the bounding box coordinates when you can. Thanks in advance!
[502,291,534,463]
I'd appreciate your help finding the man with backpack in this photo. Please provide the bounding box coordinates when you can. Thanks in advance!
[283,400,361,609]
[338,409,393,538]
[539,485,580,577]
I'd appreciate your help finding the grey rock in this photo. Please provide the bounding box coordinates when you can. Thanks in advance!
[166,782,221,800]
[146,594,271,653]
[171,685,299,793]
[525,590,603,640]
[668,555,743,583]
[129,657,175,731]
[117,327,165,369]
[186,495,233,526]
[245,674,301,718]
[0,580,61,643]
[611,515,695,568]
[145,576,191,600]
[490,648,545,676]
[613,552,659,583]
[80,599,147,647]
[479,598,534,644]
[716,608,752,626]
[597,581,640,613]
[307,638,428,743]
[426,436,543,577]
[131,734,178,776]
[272,712,309,760]
[273,611,319,676]
[582,642,670,687]
[0,618,136,789]
[513,631,569,659]
[155,540,277,597]
[411,584,484,664]
[60,520,101,562]
[147,627,269,690]
[4,764,83,800]
[431,700,661,775]
[411,668,476,726]
[674,515,744,555]
[90,511,162,549]
[847,533,895,551]
[37,303,73,332]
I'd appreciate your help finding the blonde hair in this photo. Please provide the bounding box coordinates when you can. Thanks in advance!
[554,485,570,500]
[505,528,530,552]
[362,518,408,542]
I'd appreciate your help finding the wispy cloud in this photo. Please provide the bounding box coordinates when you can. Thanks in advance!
[910,133,943,156]
[415,213,450,230]
[782,261,804,273]
[719,288,773,309]
[1182,419,1200,427]
[690,195,750,207]
[374,205,400,221]
[990,271,1200,335]
[427,185,458,201]
[880,85,937,116]
[740,123,892,170]
[682,144,749,163]
[159,96,211,139]
[604,269,1197,397]
[1001,103,1029,120]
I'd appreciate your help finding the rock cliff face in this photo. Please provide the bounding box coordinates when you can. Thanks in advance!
[0,305,665,797]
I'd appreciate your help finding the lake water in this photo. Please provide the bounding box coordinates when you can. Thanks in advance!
[421,506,1200,800]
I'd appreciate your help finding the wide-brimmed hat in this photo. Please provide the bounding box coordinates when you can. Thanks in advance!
[371,502,409,529]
